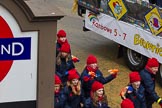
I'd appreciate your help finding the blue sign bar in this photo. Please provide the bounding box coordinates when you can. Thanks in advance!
[0,37,31,60]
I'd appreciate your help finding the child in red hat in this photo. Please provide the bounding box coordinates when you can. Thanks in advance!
[80,54,118,98]
[62,68,84,108]
[120,71,146,108]
[54,74,64,108]
[56,43,75,85]
[121,98,134,108]
[56,29,79,63]
[84,81,110,108]
[56,29,69,57]
[140,57,162,108]
[55,74,62,93]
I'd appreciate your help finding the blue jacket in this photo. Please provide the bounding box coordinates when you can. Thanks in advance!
[56,58,75,84]
[126,85,146,108]
[56,42,62,57]
[54,90,65,108]
[62,86,85,108]
[140,68,160,104]
[84,97,110,108]
[81,68,115,98]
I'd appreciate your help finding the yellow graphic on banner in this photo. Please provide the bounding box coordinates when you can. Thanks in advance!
[108,0,127,20]
[145,7,162,36]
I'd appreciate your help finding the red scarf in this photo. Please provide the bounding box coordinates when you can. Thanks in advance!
[86,66,98,79]
[145,66,155,81]
[55,90,60,95]
[86,65,98,72]
[98,96,103,101]
[90,91,103,101]
[74,85,77,91]
[145,66,154,74]
[57,39,68,45]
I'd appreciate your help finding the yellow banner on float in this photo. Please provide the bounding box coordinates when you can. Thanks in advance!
[108,0,127,20]
[145,7,162,36]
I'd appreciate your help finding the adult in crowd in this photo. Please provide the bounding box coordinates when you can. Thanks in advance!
[140,58,162,108]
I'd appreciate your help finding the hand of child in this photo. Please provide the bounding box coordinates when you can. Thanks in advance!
[120,87,127,99]
[108,69,119,78]
[108,69,119,74]
[88,71,96,78]
[72,55,80,63]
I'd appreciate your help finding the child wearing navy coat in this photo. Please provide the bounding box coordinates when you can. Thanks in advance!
[140,58,162,108]
[84,81,110,108]
[62,69,84,108]
[56,43,75,85]
[54,74,64,108]
[81,54,118,98]
[120,71,146,108]
[56,29,69,57]
[56,29,79,63]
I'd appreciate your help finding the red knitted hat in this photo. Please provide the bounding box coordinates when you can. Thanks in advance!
[57,29,66,38]
[68,69,80,81]
[146,58,159,68]
[60,43,70,53]
[86,54,97,65]
[91,81,103,92]
[55,74,61,84]
[121,99,134,108]
[129,71,141,83]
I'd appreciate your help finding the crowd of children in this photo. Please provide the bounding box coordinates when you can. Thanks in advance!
[54,29,162,108]
[120,58,162,108]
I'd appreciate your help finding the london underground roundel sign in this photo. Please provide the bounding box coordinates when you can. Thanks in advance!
[0,5,38,103]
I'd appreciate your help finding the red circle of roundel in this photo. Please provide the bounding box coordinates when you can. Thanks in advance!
[0,16,14,82]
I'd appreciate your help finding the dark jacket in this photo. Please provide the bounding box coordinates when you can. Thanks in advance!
[125,85,146,108]
[140,68,160,107]
[54,90,65,108]
[149,0,156,4]
[56,58,75,84]
[56,41,62,57]
[81,68,115,98]
[156,0,162,7]
[84,97,110,108]
[62,86,85,108]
